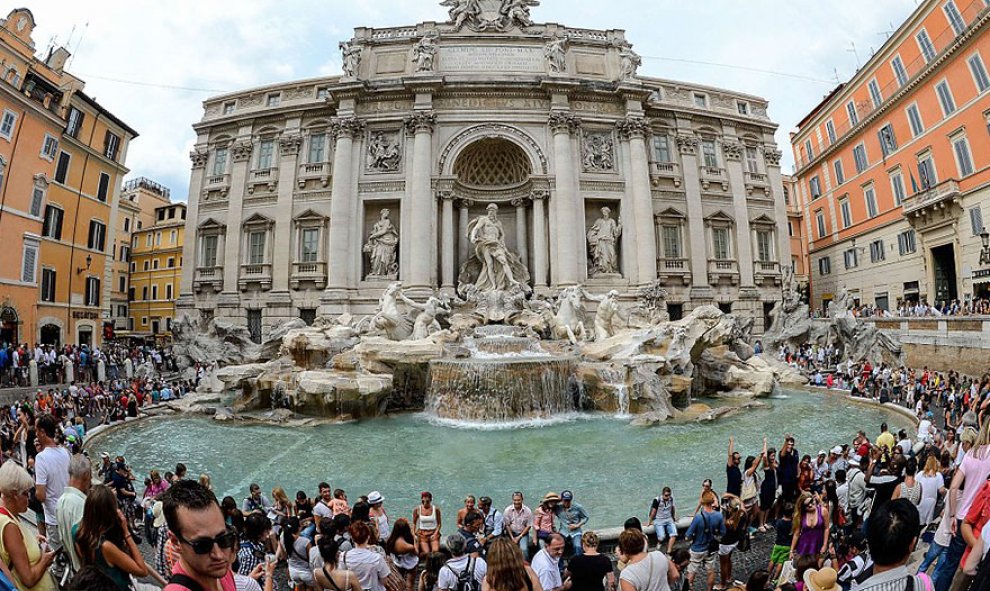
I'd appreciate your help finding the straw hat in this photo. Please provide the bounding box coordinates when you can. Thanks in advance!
[804,568,839,591]
[542,491,561,503]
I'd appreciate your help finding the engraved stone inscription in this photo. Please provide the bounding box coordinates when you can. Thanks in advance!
[439,45,544,72]
[435,96,548,110]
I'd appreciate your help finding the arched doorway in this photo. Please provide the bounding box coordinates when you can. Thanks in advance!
[40,324,61,348]
[0,306,17,346]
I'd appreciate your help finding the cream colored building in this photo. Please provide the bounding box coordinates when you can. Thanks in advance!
[178,1,791,341]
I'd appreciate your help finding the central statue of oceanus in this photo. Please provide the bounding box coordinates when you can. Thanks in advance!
[457,203,531,293]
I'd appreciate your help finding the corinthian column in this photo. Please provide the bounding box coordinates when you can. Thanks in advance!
[405,111,437,291]
[549,112,580,286]
[272,130,302,294]
[618,116,657,286]
[222,139,253,296]
[531,190,548,288]
[440,191,455,291]
[325,117,364,301]
[512,198,529,267]
[178,147,208,309]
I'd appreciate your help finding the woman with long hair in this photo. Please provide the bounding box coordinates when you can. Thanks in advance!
[892,457,921,508]
[758,446,778,532]
[283,516,315,590]
[789,492,829,564]
[420,551,448,591]
[386,518,419,590]
[413,491,442,556]
[0,461,55,591]
[74,485,148,590]
[718,494,749,590]
[339,521,389,591]
[272,487,293,521]
[483,536,543,591]
[916,454,946,524]
[314,538,362,591]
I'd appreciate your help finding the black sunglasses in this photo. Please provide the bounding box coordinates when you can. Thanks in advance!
[176,528,237,555]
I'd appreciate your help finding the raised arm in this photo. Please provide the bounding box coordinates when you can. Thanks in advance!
[728,436,735,466]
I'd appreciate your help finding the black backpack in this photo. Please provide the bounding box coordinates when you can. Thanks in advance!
[969,548,990,591]
[448,557,481,591]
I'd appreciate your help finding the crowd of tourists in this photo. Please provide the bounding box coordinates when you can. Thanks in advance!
[810,297,990,319]
[0,341,184,388]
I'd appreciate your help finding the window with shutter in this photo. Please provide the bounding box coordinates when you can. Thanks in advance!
[29,188,43,217]
[54,152,70,183]
[21,242,38,283]
[97,173,110,202]
[971,206,984,235]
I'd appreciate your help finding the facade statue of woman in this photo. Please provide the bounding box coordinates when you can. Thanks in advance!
[586,206,622,275]
[364,209,399,279]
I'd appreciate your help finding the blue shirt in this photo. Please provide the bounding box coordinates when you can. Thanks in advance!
[554,501,589,535]
[685,510,725,553]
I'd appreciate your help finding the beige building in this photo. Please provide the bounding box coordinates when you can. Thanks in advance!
[178,1,791,341]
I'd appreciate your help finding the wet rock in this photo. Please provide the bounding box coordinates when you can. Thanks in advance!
[213,407,235,421]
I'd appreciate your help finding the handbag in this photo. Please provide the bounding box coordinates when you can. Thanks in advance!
[702,513,720,554]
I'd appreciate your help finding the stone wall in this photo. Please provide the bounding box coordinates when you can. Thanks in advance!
[865,317,990,375]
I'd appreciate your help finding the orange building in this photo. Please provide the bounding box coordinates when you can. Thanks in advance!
[791,0,990,313]
[782,175,808,299]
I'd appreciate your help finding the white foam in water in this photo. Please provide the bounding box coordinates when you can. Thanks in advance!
[421,411,590,430]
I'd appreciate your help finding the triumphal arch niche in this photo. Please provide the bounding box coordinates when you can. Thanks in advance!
[181,0,789,338]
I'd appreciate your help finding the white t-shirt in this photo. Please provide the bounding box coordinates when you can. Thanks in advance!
[438,555,487,591]
[339,547,390,591]
[619,552,671,591]
[531,549,562,591]
[35,445,71,525]
[918,420,933,442]
[314,500,333,521]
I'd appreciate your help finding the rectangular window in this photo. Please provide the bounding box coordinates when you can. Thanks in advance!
[66,107,84,138]
[104,130,120,161]
[29,187,44,217]
[85,277,100,306]
[248,231,266,264]
[301,228,319,262]
[701,140,718,168]
[0,110,16,139]
[897,229,917,255]
[661,225,681,258]
[833,159,845,185]
[712,227,731,260]
[120,246,129,262]
[146,234,153,247]
[818,257,831,275]
[918,155,936,189]
[308,133,326,163]
[756,230,773,262]
[693,93,707,108]
[804,139,814,161]
[123,218,130,233]
[167,257,175,268]
[745,146,759,174]
[166,284,173,300]
[737,101,749,115]
[816,210,826,238]
[257,139,274,169]
[212,147,228,176]
[43,206,63,239]
[917,29,937,62]
[266,93,280,107]
[952,135,975,177]
[870,239,885,263]
[944,1,966,35]
[97,172,110,202]
[844,249,858,269]
[847,101,859,126]
[141,286,148,300]
[21,241,38,283]
[809,176,821,198]
[202,235,219,267]
[88,220,107,251]
[40,134,58,160]
[652,135,671,163]
[118,275,126,292]
[143,260,150,271]
[153,259,159,270]
[936,80,956,115]
[892,56,909,87]
[152,285,158,300]
[222,101,235,115]
[170,230,177,244]
[840,198,852,228]
[878,124,897,157]
[54,151,70,183]
[826,120,837,145]
[906,104,924,136]
[970,54,990,92]
[864,186,878,218]
[853,143,868,173]
[41,268,56,302]
[868,79,883,108]
[890,172,906,206]
[970,206,985,235]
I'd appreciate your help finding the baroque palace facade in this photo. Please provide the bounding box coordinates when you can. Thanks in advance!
[178,1,790,342]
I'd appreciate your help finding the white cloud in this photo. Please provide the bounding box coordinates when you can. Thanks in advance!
[26,0,919,197]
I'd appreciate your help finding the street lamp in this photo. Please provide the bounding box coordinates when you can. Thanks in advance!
[980,228,990,265]
[76,254,93,275]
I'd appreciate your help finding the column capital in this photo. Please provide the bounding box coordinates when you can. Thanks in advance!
[764,147,783,166]
[616,116,651,140]
[458,198,475,209]
[437,189,456,201]
[404,111,437,134]
[548,112,581,135]
[675,133,698,156]
[530,189,549,201]
[279,132,304,156]
[189,148,208,169]
[332,116,366,139]
[510,197,528,208]
[231,139,254,162]
[720,140,742,161]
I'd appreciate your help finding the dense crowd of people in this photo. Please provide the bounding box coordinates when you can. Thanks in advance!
[0,341,185,389]
[811,297,990,319]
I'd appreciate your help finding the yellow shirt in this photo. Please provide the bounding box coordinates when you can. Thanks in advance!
[876,431,896,451]
[0,513,56,591]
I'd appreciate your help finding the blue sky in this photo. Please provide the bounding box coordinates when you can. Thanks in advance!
[26,1,919,200]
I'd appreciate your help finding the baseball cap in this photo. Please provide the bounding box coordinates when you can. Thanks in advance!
[561,490,573,501]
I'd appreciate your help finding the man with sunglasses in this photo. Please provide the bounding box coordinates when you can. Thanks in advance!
[163,480,237,591]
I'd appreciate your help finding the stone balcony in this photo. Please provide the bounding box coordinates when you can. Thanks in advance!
[754,260,781,285]
[657,257,691,285]
[901,179,960,217]
[247,168,277,194]
[649,161,681,187]
[744,171,770,197]
[193,266,223,292]
[238,263,272,291]
[203,173,230,197]
[290,261,327,290]
[707,259,739,285]
[700,166,729,191]
[297,161,331,188]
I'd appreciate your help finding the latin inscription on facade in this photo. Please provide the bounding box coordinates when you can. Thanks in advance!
[435,96,548,110]
[439,46,544,72]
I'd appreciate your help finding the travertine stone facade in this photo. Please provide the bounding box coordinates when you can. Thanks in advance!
[178,1,790,341]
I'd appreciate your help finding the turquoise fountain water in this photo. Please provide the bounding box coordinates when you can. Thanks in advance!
[92,391,910,528]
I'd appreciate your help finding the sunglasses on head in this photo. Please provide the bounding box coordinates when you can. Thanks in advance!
[177,528,237,555]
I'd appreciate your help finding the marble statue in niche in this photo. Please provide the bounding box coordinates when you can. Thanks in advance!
[364,208,399,279]
[587,206,622,276]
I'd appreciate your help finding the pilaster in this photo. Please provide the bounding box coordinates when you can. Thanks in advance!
[617,116,657,286]
[548,112,581,286]
[404,111,438,293]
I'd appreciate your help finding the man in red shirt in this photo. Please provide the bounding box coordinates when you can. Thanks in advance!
[162,480,237,591]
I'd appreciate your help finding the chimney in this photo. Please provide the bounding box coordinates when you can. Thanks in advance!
[46,47,70,73]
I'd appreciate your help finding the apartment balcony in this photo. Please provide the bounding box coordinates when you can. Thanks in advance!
[193,266,223,292]
[297,162,331,188]
[707,259,739,285]
[657,257,691,285]
[247,168,277,194]
[238,263,272,291]
[744,171,770,197]
[290,261,327,290]
[700,166,729,191]
[649,161,681,187]
[203,173,230,197]
[902,179,961,217]
[754,260,781,285]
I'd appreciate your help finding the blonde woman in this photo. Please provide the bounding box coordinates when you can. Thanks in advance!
[916,454,946,524]
[483,536,543,591]
[0,461,56,591]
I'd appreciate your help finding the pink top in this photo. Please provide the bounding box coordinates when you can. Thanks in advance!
[165,562,236,591]
[145,479,170,499]
[533,506,555,533]
[957,447,990,518]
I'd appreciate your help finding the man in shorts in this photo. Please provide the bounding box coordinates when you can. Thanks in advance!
[649,487,678,553]
[685,491,724,591]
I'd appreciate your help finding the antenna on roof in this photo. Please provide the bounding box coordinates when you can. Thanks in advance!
[833,68,841,85]
[847,41,861,70]
[66,22,88,69]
